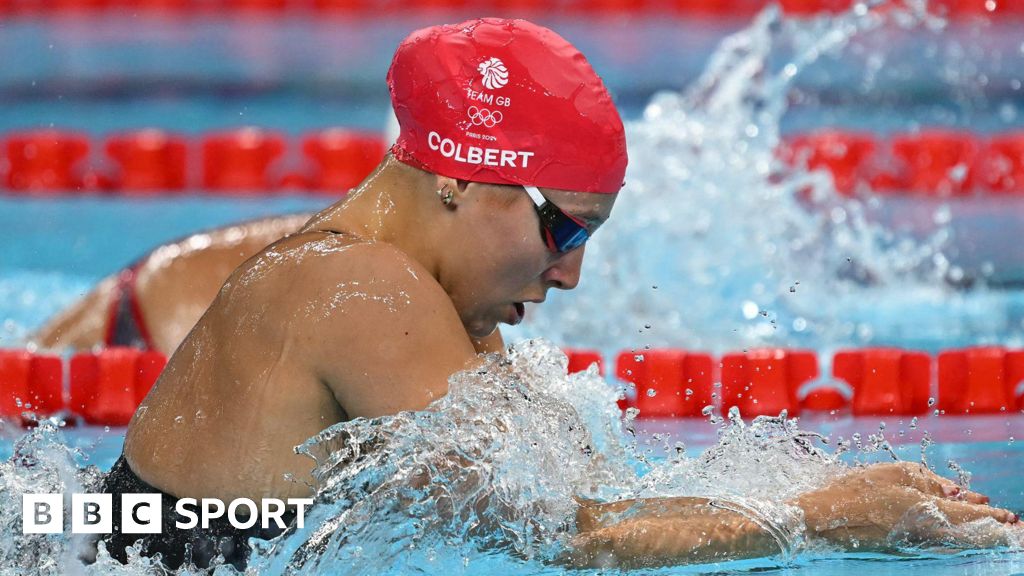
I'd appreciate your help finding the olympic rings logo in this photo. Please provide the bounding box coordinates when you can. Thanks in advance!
[467,106,503,128]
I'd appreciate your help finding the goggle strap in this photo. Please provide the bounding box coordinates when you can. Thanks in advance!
[524,185,546,207]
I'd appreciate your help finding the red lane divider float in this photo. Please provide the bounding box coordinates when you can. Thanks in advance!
[778,0,852,16]
[70,348,167,425]
[562,346,1024,418]
[616,349,714,418]
[0,350,64,421]
[976,133,1024,194]
[720,348,817,417]
[833,348,931,415]
[5,128,1022,197]
[939,346,1024,414]
[933,0,1024,17]
[885,130,979,197]
[565,348,604,375]
[3,346,1022,425]
[106,129,188,193]
[300,129,387,192]
[780,130,877,196]
[0,127,387,195]
[0,348,166,426]
[202,128,286,192]
[4,130,90,193]
[781,129,1024,197]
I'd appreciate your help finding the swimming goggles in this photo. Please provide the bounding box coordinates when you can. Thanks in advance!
[524,186,590,254]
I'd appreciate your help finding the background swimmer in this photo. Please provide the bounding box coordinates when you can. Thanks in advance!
[31,214,311,355]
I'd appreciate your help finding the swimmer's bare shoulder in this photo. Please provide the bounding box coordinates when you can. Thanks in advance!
[219,230,483,420]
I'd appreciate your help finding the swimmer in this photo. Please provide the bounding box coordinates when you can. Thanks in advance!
[31,214,310,355]
[95,18,1020,571]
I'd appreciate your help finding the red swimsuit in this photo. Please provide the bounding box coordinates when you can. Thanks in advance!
[104,266,158,351]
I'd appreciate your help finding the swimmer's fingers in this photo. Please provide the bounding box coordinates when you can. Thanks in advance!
[883,462,990,505]
[896,499,1024,550]
[931,498,1019,526]
[959,488,990,505]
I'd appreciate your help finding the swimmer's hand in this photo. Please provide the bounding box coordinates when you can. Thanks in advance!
[565,462,1020,569]
[796,461,1020,550]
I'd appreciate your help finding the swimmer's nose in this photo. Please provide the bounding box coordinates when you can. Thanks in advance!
[543,245,585,290]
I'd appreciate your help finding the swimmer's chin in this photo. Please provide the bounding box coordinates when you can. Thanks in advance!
[467,323,499,340]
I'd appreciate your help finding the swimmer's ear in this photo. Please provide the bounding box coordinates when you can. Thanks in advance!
[453,179,473,203]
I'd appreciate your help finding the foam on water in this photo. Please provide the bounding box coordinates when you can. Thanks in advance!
[507,0,1024,354]
[244,340,845,574]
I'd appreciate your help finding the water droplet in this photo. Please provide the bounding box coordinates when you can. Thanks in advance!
[646,388,657,397]
[685,388,693,396]
[624,407,641,420]
[909,417,918,429]
[701,405,715,417]
[927,397,936,407]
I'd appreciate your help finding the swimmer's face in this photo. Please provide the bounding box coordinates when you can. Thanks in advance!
[440,180,617,338]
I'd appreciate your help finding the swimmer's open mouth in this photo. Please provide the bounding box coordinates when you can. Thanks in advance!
[513,302,525,324]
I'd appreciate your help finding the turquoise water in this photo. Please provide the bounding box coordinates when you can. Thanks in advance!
[3,2,1024,574]
[0,415,1021,575]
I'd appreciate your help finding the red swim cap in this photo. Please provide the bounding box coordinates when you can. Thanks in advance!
[387,18,627,194]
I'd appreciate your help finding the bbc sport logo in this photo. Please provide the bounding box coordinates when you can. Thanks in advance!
[22,494,313,534]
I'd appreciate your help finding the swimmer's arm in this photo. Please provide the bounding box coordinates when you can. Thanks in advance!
[569,463,1022,568]
[565,497,781,568]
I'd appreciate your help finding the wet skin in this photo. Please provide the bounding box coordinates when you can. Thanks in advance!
[123,155,616,502]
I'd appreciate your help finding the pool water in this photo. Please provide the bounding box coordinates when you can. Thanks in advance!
[3,1,1024,574]
[0,413,1021,575]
